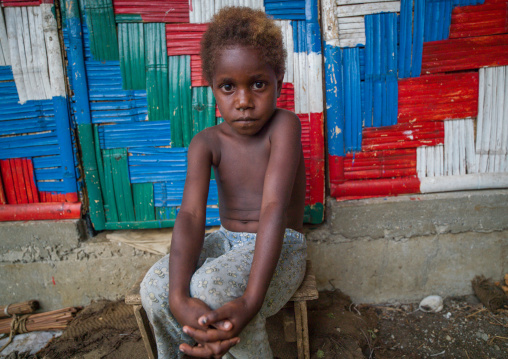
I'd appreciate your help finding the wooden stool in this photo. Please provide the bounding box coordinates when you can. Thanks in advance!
[125,260,318,359]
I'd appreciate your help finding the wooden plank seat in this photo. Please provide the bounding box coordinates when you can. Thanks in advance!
[125,260,318,359]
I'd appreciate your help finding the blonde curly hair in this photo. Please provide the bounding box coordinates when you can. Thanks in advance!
[200,6,286,85]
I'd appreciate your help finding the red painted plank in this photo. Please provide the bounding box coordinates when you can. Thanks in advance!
[276,83,295,112]
[0,172,6,205]
[0,160,17,204]
[398,72,478,123]
[309,112,325,206]
[328,155,345,185]
[113,0,189,22]
[450,0,508,38]
[330,176,421,198]
[12,159,25,204]
[0,0,43,6]
[191,55,208,87]
[166,24,208,56]
[421,34,508,74]
[21,159,34,203]
[0,202,82,221]
[27,159,40,203]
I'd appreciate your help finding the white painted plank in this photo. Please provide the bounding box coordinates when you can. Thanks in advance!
[293,51,300,114]
[417,147,424,178]
[464,118,477,174]
[337,0,398,5]
[476,67,485,155]
[42,4,66,98]
[420,173,508,193]
[480,67,493,173]
[32,6,52,99]
[322,0,339,43]
[502,66,508,173]
[494,66,505,172]
[444,120,452,175]
[6,8,28,104]
[337,16,365,24]
[427,146,434,177]
[0,8,11,66]
[339,37,366,47]
[488,67,498,173]
[336,2,400,18]
[308,52,323,112]
[299,52,309,114]
[437,144,444,177]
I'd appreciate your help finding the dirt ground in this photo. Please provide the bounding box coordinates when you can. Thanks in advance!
[5,290,507,359]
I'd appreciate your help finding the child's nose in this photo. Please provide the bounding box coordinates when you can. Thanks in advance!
[235,89,252,110]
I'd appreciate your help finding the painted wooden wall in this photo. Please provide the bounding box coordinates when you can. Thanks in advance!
[61,0,325,230]
[323,0,508,200]
[0,1,81,220]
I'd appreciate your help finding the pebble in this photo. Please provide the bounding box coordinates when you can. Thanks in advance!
[445,335,452,341]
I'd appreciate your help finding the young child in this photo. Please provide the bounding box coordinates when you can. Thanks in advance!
[141,6,307,358]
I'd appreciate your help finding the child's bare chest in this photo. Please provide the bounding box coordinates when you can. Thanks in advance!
[214,134,271,202]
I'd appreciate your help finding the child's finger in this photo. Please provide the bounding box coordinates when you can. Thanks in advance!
[212,319,233,331]
[180,338,240,358]
[183,325,239,342]
[198,310,230,327]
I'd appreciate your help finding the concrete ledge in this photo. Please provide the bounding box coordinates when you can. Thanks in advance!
[306,190,508,303]
[308,230,508,303]
[0,220,161,310]
[318,189,508,241]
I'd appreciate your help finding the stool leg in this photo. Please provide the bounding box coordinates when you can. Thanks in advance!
[133,304,158,359]
[294,301,310,359]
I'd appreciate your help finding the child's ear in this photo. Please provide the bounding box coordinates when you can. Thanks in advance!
[276,75,284,98]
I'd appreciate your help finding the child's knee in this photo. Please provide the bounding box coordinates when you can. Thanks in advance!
[140,266,169,311]
[189,270,234,310]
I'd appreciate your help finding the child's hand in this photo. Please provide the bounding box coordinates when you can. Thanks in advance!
[180,296,258,357]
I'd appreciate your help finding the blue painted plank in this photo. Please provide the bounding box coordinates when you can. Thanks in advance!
[128,147,188,183]
[324,44,345,157]
[98,121,171,149]
[154,180,218,207]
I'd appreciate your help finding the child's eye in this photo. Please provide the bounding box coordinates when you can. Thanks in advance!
[221,84,233,92]
[253,81,265,90]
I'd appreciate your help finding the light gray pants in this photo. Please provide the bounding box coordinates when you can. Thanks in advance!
[140,226,307,358]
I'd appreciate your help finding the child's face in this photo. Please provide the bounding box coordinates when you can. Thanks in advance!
[211,46,283,136]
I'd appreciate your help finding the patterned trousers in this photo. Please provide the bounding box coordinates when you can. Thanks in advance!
[140,226,307,358]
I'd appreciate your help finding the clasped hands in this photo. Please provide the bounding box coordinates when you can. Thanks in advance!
[172,296,257,358]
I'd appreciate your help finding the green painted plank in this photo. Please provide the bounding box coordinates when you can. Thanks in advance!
[168,55,191,147]
[113,148,136,221]
[84,0,119,61]
[118,23,146,90]
[156,207,177,221]
[115,14,143,22]
[102,149,119,223]
[93,125,107,199]
[192,87,216,140]
[303,202,324,224]
[105,220,175,230]
[145,23,170,122]
[133,183,155,221]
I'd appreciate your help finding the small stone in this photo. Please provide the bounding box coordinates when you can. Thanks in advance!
[482,333,489,341]
[445,335,452,341]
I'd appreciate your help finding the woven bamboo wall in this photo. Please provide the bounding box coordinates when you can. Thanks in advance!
[0,2,81,220]
[61,0,325,230]
[323,0,508,200]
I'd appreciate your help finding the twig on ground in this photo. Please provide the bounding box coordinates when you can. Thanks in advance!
[466,308,486,318]
[429,350,446,356]
[487,335,508,345]
[464,349,470,359]
[349,303,361,316]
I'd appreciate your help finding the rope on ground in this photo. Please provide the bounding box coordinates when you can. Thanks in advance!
[0,314,30,353]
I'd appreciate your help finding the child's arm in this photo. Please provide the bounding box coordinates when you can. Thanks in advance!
[168,132,235,342]
[181,111,302,355]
